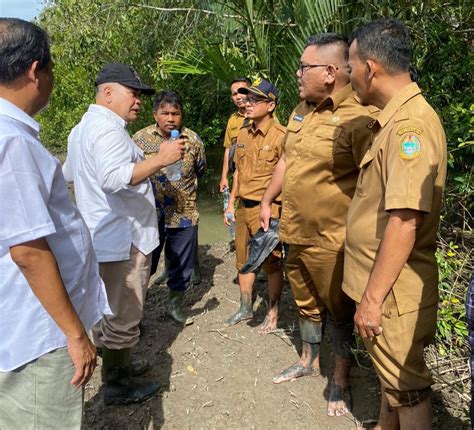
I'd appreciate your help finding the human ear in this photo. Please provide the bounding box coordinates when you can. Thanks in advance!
[103,85,114,104]
[27,60,40,87]
[325,64,337,84]
[366,59,376,81]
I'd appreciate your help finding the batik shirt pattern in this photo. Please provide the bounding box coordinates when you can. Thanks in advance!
[133,125,206,228]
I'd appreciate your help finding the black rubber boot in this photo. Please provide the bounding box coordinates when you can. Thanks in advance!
[102,348,159,405]
[154,255,170,285]
[167,290,194,325]
[99,348,149,377]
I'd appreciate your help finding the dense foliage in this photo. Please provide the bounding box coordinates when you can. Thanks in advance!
[36,0,472,419]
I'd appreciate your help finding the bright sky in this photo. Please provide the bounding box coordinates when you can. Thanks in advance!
[1,0,44,21]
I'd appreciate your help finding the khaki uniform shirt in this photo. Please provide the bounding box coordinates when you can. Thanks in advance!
[133,125,206,228]
[234,117,286,201]
[342,83,447,314]
[279,84,379,251]
[223,112,246,148]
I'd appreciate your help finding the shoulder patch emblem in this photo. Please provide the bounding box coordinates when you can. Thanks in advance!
[399,134,421,160]
[397,127,423,136]
[292,114,304,122]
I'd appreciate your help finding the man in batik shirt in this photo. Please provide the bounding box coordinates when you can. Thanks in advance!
[133,90,206,325]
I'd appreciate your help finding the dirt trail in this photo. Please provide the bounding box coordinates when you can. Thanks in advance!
[83,242,466,429]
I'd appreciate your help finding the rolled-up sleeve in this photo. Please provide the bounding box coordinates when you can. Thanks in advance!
[92,129,136,194]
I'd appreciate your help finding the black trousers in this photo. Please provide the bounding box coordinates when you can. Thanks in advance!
[151,216,198,292]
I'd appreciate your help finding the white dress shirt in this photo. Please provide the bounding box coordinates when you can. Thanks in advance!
[63,104,159,262]
[0,98,110,372]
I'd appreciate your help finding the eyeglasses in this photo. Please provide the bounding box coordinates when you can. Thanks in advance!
[244,97,269,106]
[298,63,338,75]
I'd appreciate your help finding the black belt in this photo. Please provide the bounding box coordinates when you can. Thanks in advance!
[240,198,260,208]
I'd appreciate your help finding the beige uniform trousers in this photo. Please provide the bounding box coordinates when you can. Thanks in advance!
[0,347,83,429]
[361,292,437,407]
[286,244,354,323]
[93,245,151,350]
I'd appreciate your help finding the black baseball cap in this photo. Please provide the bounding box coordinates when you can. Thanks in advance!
[238,77,279,103]
[95,63,155,95]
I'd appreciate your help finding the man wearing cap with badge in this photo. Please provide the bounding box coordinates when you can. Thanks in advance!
[260,34,378,416]
[224,78,286,334]
[63,63,185,405]
[344,19,447,428]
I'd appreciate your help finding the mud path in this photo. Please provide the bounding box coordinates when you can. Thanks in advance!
[83,242,466,429]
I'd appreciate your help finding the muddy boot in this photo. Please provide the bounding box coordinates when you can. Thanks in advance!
[154,255,170,285]
[167,289,194,325]
[225,293,253,326]
[273,317,323,384]
[130,359,150,376]
[190,249,202,285]
[154,269,168,285]
[190,269,201,286]
[100,351,149,378]
[102,347,159,405]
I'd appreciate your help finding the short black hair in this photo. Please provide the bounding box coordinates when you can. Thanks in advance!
[349,18,411,74]
[153,90,183,112]
[230,77,251,87]
[0,18,51,84]
[305,33,349,62]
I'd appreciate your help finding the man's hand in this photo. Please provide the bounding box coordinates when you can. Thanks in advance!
[67,333,97,388]
[154,138,185,167]
[224,204,235,226]
[259,202,272,232]
[219,177,229,192]
[354,295,383,340]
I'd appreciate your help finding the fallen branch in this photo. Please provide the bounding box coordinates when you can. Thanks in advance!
[209,329,244,344]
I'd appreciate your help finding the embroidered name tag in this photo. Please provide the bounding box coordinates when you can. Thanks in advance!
[237,143,245,148]
[293,114,304,122]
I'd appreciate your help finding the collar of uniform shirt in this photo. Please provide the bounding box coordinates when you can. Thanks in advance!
[249,117,275,136]
[314,83,352,113]
[374,82,421,129]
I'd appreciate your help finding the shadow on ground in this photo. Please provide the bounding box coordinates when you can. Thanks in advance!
[83,244,223,429]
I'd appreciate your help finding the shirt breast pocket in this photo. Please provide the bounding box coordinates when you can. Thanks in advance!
[356,150,375,198]
[308,125,342,159]
[257,148,277,174]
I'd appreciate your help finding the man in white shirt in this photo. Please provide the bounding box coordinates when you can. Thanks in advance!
[64,63,185,405]
[0,18,110,428]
